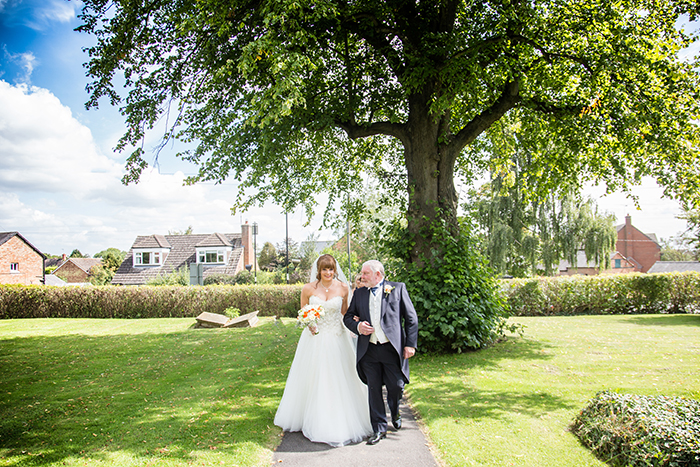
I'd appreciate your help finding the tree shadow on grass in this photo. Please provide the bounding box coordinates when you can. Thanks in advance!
[0,320,299,466]
[625,314,700,327]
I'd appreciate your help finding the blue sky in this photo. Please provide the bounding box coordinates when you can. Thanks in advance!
[0,0,696,257]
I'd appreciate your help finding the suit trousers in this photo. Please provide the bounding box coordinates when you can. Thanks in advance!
[359,341,405,433]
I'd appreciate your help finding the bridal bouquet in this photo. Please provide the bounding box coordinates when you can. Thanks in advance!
[296,304,325,334]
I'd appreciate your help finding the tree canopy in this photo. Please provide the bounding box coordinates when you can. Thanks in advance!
[79,0,700,259]
[79,0,700,350]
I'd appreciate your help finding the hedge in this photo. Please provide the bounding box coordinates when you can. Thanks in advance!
[502,272,700,316]
[0,284,303,320]
[572,391,700,467]
[3,272,700,320]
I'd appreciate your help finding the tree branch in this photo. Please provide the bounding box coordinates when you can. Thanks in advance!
[452,79,521,151]
[335,119,408,146]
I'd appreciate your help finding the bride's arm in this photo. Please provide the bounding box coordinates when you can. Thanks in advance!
[300,283,312,308]
[340,282,349,315]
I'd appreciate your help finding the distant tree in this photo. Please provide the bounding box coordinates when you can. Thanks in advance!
[70,249,88,258]
[94,248,127,272]
[168,226,194,235]
[258,242,278,271]
[275,238,300,270]
[89,264,112,286]
[465,183,617,277]
[659,237,696,261]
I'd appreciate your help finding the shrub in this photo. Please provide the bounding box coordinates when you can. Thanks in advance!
[0,284,302,319]
[203,273,237,285]
[503,272,700,316]
[381,215,518,353]
[234,270,254,285]
[572,391,700,467]
[147,266,189,286]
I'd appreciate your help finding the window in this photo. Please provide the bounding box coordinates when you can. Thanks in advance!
[135,251,162,265]
[198,249,225,264]
[10,263,19,272]
[614,259,621,268]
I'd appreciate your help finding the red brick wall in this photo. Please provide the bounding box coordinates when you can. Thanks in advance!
[616,217,660,273]
[54,261,90,283]
[0,236,44,285]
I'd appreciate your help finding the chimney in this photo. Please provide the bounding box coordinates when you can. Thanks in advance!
[625,214,632,227]
[62,253,66,261]
[241,222,253,269]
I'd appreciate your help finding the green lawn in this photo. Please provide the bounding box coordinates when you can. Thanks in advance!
[0,317,298,466]
[1,315,698,466]
[409,314,700,466]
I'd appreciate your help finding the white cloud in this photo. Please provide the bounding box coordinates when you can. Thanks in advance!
[0,80,333,255]
[2,48,37,84]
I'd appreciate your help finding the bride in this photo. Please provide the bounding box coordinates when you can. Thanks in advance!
[274,254,373,446]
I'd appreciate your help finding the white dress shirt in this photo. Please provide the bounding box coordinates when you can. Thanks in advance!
[369,281,389,344]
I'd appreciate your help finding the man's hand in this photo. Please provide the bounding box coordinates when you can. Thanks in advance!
[403,347,416,359]
[358,321,374,336]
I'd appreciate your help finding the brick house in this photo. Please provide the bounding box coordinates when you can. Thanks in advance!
[556,215,659,276]
[53,258,103,283]
[616,214,661,273]
[0,232,46,285]
[112,223,254,285]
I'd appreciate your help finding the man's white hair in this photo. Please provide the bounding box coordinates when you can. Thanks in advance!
[363,260,385,277]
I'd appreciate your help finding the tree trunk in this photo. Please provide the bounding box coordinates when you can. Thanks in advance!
[404,92,460,267]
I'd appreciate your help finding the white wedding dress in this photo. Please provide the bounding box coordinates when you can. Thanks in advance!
[274,295,373,446]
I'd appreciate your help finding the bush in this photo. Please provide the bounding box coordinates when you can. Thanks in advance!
[572,391,700,467]
[381,215,518,353]
[203,273,237,285]
[503,272,700,316]
[0,284,302,319]
[147,266,189,286]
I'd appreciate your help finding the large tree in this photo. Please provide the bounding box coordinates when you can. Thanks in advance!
[78,0,700,265]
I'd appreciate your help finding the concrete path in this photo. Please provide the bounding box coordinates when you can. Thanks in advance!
[272,398,439,467]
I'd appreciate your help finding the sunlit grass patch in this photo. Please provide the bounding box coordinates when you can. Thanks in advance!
[0,318,300,467]
[408,314,700,467]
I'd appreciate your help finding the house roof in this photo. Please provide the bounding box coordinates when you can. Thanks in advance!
[196,233,233,247]
[54,258,103,274]
[0,231,46,259]
[647,261,700,273]
[112,233,243,285]
[132,234,172,249]
[615,223,659,244]
[45,274,68,286]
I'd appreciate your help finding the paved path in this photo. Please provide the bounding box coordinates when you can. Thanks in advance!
[272,398,439,467]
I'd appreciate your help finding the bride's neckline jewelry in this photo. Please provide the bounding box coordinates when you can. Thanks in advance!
[320,279,333,293]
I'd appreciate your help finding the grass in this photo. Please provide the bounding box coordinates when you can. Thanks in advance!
[1,315,699,466]
[409,314,700,466]
[0,317,299,466]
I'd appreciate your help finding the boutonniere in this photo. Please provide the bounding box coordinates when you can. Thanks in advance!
[383,284,395,296]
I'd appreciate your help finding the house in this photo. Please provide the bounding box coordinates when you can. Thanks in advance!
[53,258,103,284]
[647,261,700,274]
[112,223,254,286]
[0,232,46,285]
[556,250,636,276]
[616,214,661,273]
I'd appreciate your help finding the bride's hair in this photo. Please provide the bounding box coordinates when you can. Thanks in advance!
[315,254,338,283]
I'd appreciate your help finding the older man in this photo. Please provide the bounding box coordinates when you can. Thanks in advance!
[343,260,419,445]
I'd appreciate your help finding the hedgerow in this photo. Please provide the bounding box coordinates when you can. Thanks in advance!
[0,284,302,319]
[572,391,700,467]
[503,272,700,316]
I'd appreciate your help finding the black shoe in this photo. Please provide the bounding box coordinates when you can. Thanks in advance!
[392,415,402,430]
[367,431,386,445]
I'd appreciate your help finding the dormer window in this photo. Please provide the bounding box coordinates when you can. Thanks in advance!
[133,248,169,266]
[198,249,226,264]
